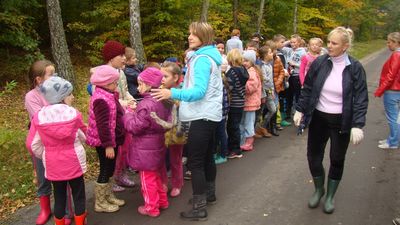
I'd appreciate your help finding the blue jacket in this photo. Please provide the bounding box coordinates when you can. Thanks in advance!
[171,45,223,122]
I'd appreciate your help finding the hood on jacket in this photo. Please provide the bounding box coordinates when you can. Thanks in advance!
[35,104,79,141]
[192,45,222,66]
[232,66,249,85]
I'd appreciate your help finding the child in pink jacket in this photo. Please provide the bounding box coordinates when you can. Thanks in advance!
[26,76,87,225]
[299,38,323,86]
[123,67,172,218]
[87,65,126,213]
[238,50,262,152]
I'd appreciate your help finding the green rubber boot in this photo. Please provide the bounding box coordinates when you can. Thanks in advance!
[308,176,325,208]
[323,178,340,214]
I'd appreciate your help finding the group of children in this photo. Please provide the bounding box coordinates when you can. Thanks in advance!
[24,31,325,224]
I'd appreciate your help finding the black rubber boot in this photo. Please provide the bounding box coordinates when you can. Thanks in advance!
[308,176,325,208]
[206,182,217,205]
[180,194,208,221]
[323,178,340,214]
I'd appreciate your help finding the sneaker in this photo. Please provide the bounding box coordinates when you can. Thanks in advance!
[393,218,400,225]
[379,139,387,145]
[276,124,284,131]
[378,142,398,149]
[170,188,181,197]
[112,184,125,192]
[281,120,292,127]
[116,174,135,187]
[215,156,227,164]
[227,152,243,159]
[137,206,160,217]
[184,170,192,180]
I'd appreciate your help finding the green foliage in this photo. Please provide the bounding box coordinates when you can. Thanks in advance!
[0,80,18,97]
[0,128,35,205]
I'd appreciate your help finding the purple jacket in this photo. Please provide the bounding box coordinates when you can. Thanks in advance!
[123,93,172,171]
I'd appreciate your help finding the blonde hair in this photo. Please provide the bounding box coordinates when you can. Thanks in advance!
[226,48,243,67]
[291,34,302,42]
[28,60,54,88]
[125,47,136,60]
[328,27,353,50]
[308,38,324,46]
[162,61,181,75]
[265,40,277,51]
[388,32,400,45]
[273,34,286,42]
[189,22,214,46]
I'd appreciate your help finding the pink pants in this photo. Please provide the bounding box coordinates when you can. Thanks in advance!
[114,134,131,177]
[140,170,168,214]
[160,144,184,189]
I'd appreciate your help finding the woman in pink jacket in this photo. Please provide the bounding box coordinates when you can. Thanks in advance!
[238,50,262,152]
[26,76,87,225]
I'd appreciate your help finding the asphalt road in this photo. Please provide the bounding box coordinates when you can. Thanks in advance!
[5,48,400,225]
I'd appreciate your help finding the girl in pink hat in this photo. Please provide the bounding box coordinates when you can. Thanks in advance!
[86,65,126,213]
[123,67,173,217]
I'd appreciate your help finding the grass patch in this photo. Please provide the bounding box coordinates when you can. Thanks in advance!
[350,39,386,60]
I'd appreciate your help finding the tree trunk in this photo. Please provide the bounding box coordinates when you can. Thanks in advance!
[233,0,238,28]
[200,0,210,22]
[257,0,265,33]
[293,0,298,34]
[46,0,75,84]
[129,0,146,64]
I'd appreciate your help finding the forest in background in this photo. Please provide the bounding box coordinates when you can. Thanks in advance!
[1,0,400,85]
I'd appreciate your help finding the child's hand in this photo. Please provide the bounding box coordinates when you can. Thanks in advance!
[105,147,115,159]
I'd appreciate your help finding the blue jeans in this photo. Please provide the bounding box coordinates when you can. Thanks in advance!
[240,111,256,145]
[215,118,228,157]
[33,156,52,197]
[383,91,400,147]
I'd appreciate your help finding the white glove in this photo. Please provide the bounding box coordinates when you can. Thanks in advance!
[350,128,364,145]
[293,111,303,127]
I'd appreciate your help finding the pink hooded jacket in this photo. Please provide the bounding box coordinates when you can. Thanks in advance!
[26,104,87,181]
[244,67,262,111]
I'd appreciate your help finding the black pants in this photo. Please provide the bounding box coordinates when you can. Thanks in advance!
[52,176,85,219]
[96,146,118,183]
[279,90,287,118]
[186,120,218,195]
[307,110,350,180]
[287,76,301,118]
[227,107,244,154]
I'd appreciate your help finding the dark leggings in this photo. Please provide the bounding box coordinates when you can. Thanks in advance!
[96,146,118,183]
[287,76,301,117]
[52,176,85,219]
[186,120,218,195]
[307,110,350,180]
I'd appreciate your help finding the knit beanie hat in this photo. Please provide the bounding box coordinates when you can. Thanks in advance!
[102,40,125,62]
[40,76,73,104]
[90,65,120,87]
[243,50,257,65]
[138,67,163,88]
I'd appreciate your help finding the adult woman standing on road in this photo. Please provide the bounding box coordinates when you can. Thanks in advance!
[374,32,400,149]
[293,27,368,214]
[151,22,222,221]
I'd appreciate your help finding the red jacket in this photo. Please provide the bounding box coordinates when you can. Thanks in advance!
[375,51,400,97]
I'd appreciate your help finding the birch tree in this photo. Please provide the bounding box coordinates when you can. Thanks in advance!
[256,0,266,34]
[46,0,75,83]
[200,0,210,22]
[129,0,146,64]
[233,0,239,28]
[293,0,298,33]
